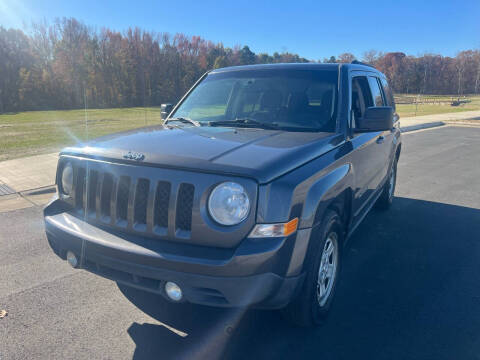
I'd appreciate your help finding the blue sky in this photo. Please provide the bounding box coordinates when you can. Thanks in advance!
[1,0,479,60]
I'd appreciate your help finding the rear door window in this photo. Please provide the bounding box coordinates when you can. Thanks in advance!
[367,77,385,107]
[351,76,373,124]
[379,77,395,109]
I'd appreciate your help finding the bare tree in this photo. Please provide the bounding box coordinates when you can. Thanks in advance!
[473,51,480,94]
[362,49,380,65]
[455,53,467,95]
[337,52,356,63]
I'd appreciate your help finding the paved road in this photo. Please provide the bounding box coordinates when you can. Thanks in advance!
[1,126,480,360]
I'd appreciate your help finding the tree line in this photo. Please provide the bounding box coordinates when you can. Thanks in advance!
[1,18,479,113]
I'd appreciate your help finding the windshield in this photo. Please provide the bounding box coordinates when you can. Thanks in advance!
[171,69,338,132]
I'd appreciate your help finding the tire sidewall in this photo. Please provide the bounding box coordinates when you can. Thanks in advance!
[306,211,343,323]
[386,159,398,205]
[376,157,398,210]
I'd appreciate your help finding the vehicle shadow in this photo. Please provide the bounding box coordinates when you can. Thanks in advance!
[122,287,247,359]
[122,197,480,360]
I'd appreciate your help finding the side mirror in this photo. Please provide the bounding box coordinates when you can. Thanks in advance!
[356,106,394,132]
[161,103,174,120]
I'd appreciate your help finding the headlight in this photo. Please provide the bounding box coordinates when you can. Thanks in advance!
[208,182,250,225]
[61,162,73,196]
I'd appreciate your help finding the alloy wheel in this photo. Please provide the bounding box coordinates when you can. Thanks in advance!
[316,232,338,307]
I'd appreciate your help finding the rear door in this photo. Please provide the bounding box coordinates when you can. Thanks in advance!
[367,76,393,185]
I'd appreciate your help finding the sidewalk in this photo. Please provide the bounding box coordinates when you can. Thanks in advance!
[0,153,58,212]
[0,153,58,193]
[1,110,480,213]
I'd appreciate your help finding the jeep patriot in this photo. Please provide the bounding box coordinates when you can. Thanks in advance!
[44,62,401,326]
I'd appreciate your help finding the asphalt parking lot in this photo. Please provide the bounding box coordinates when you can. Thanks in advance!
[1,126,480,360]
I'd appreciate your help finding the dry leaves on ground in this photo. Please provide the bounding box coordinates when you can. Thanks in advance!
[0,310,7,318]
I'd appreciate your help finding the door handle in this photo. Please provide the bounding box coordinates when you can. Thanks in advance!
[376,136,385,144]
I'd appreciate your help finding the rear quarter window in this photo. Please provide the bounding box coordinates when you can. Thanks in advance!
[380,77,395,109]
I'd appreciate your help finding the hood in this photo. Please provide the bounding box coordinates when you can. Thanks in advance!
[61,125,344,184]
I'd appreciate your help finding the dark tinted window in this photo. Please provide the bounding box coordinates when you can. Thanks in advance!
[380,77,395,109]
[173,69,339,132]
[351,76,373,127]
[368,77,384,106]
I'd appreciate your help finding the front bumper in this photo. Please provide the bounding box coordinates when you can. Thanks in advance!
[44,200,310,308]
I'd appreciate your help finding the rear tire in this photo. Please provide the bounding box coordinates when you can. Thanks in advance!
[376,157,397,210]
[281,209,343,327]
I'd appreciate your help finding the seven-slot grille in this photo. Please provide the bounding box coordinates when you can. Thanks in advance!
[71,164,194,238]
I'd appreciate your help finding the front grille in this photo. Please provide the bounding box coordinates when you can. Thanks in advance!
[87,170,98,214]
[134,178,150,227]
[116,176,131,223]
[72,164,195,239]
[176,183,195,232]
[101,173,114,219]
[154,181,170,229]
[62,156,257,247]
[74,167,86,210]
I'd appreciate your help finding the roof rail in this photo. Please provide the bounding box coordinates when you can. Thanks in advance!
[351,60,376,69]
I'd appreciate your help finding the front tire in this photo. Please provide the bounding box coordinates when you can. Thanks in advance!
[282,209,343,327]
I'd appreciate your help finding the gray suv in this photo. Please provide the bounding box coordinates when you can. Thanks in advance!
[44,62,401,326]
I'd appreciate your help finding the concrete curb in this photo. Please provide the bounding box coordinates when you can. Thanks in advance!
[400,121,445,133]
[443,121,480,127]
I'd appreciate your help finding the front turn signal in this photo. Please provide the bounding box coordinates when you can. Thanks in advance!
[248,218,299,238]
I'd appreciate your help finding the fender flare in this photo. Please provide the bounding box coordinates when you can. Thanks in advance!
[299,163,354,229]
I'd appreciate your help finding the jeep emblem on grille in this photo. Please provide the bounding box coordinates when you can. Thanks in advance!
[123,151,145,161]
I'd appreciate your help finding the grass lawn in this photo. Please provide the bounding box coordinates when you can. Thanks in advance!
[395,95,480,117]
[2,95,480,161]
[0,107,162,161]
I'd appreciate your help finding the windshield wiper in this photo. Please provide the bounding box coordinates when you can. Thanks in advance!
[208,118,279,130]
[165,117,201,127]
